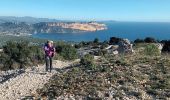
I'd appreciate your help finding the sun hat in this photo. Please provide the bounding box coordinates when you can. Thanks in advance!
[50,40,53,43]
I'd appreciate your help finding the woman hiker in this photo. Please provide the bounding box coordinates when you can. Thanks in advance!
[44,40,56,72]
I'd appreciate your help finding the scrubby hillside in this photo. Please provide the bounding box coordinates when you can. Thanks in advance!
[0,38,170,100]
[32,43,170,100]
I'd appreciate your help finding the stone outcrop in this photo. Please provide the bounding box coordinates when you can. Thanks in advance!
[154,43,163,53]
[106,38,134,54]
[117,39,134,54]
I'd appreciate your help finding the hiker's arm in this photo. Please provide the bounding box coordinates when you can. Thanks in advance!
[44,46,49,51]
[53,47,56,55]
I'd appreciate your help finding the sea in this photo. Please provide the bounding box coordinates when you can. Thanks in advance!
[32,22,170,42]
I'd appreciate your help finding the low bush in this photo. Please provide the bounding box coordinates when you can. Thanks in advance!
[144,37,157,43]
[134,37,157,44]
[0,41,44,70]
[93,38,99,44]
[80,54,96,70]
[134,38,145,43]
[109,37,122,44]
[161,40,170,52]
[29,45,44,64]
[56,44,77,60]
[1,41,31,69]
[144,44,160,56]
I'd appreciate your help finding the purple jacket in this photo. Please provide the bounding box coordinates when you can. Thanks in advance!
[44,44,55,57]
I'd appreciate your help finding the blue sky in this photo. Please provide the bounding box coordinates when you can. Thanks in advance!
[0,0,170,22]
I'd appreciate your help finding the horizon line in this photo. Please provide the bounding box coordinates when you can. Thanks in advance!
[0,15,170,23]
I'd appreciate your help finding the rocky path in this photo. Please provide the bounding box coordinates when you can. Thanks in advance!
[0,60,75,100]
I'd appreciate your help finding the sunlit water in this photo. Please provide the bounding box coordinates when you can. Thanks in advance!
[32,22,170,42]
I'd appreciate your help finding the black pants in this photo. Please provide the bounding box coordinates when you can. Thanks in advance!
[45,56,53,72]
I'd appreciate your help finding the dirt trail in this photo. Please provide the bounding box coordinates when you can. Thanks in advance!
[0,60,75,100]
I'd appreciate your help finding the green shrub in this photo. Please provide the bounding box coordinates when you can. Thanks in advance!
[144,37,157,43]
[144,44,160,56]
[93,38,99,44]
[0,41,44,70]
[80,54,96,70]
[1,41,31,69]
[80,54,94,65]
[59,45,77,60]
[29,45,44,64]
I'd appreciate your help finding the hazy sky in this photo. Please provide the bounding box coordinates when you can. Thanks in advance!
[0,0,170,22]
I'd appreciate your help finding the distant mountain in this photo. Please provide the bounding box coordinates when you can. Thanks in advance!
[0,16,116,24]
[0,16,108,35]
[0,21,107,35]
[0,16,60,24]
